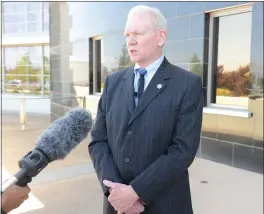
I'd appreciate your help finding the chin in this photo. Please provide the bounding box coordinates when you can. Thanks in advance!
[129,56,141,63]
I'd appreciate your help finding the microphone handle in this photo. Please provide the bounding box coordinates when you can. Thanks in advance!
[15,167,33,187]
[2,168,28,192]
[2,148,49,192]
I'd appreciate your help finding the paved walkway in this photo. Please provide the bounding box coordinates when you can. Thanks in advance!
[1,112,263,214]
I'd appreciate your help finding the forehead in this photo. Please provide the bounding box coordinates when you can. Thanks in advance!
[125,12,154,32]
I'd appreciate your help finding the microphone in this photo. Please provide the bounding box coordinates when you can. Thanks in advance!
[2,108,93,192]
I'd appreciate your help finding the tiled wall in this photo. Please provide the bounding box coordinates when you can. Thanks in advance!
[49,2,263,173]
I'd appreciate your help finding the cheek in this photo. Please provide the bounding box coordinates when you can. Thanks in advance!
[138,40,156,55]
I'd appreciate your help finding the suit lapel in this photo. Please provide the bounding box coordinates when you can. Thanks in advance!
[128,57,171,126]
[121,66,135,117]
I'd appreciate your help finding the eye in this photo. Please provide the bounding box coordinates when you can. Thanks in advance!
[124,32,130,37]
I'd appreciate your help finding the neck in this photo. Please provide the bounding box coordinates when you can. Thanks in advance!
[137,53,163,68]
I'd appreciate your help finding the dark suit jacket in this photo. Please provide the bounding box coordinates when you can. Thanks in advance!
[88,57,203,214]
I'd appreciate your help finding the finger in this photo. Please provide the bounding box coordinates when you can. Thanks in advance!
[103,180,117,188]
[108,196,120,207]
[24,194,29,200]
[25,185,31,192]
[134,202,144,212]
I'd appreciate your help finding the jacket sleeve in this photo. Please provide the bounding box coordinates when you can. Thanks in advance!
[130,76,204,205]
[88,76,123,197]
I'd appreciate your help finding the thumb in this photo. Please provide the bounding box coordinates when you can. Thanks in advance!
[103,180,116,188]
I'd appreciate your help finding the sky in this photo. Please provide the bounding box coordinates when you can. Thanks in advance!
[217,11,252,72]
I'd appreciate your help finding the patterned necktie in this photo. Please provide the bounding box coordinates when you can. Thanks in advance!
[136,68,147,102]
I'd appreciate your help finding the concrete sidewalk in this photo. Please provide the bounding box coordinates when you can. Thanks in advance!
[189,158,263,214]
[3,158,262,214]
[2,112,263,214]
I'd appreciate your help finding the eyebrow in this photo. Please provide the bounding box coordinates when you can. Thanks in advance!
[124,30,144,34]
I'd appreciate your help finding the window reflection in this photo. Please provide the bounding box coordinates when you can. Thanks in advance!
[16,3,27,13]
[43,21,49,32]
[44,46,50,62]
[3,4,16,13]
[28,22,38,32]
[28,11,41,22]
[213,11,252,107]
[4,23,25,34]
[4,13,26,23]
[28,46,42,64]
[43,10,49,21]
[3,46,50,95]
[43,2,50,11]
[27,2,41,11]
[44,46,50,76]
[2,2,48,34]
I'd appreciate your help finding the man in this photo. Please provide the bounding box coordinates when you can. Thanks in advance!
[1,185,31,214]
[88,5,203,214]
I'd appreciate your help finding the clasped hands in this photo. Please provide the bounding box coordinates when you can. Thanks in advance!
[103,180,145,214]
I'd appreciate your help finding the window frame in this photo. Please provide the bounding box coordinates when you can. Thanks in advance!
[207,3,253,111]
[92,35,103,95]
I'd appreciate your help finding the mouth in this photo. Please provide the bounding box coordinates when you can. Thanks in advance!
[130,50,137,53]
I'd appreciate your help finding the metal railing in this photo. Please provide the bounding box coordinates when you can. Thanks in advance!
[3,95,86,131]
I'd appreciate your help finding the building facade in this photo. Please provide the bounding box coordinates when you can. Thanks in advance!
[49,2,263,173]
[1,2,50,96]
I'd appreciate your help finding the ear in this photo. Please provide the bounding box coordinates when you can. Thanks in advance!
[158,30,166,47]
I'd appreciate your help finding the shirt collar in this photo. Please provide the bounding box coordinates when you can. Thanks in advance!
[134,54,164,76]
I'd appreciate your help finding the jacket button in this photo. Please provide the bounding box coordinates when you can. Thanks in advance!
[125,158,130,163]
[127,131,132,135]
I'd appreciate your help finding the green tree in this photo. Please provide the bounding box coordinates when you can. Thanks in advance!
[6,54,42,93]
[189,53,201,76]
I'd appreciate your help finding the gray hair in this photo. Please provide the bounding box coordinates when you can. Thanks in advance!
[127,5,167,31]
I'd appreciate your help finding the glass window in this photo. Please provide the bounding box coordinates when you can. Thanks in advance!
[43,21,49,32]
[16,3,26,13]
[43,10,49,21]
[3,3,26,14]
[44,75,50,95]
[92,38,103,93]
[4,23,26,34]
[28,22,38,33]
[3,13,26,24]
[28,46,42,64]
[43,2,49,11]
[44,46,50,65]
[210,11,252,107]
[4,47,18,69]
[27,2,41,11]
[3,4,16,14]
[44,66,50,76]
[28,11,41,22]
[3,45,48,95]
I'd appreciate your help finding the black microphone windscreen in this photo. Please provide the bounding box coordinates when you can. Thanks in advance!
[35,108,93,162]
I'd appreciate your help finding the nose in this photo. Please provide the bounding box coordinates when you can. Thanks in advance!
[126,35,137,45]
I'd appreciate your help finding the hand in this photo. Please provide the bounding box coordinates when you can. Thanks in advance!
[103,180,142,213]
[124,200,145,214]
[1,185,31,213]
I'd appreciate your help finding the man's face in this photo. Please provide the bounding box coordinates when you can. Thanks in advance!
[124,12,165,65]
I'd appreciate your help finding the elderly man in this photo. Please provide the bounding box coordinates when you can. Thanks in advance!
[88,5,203,214]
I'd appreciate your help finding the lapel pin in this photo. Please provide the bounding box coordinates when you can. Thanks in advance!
[157,84,163,89]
